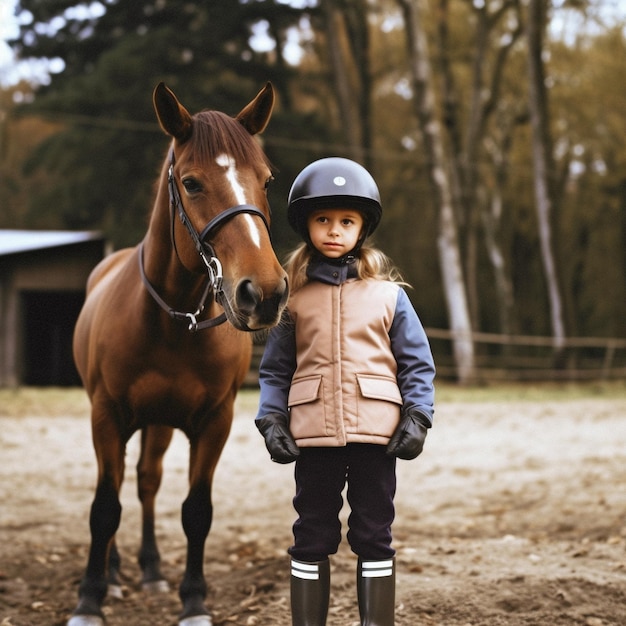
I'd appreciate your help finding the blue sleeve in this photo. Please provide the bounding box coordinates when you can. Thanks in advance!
[389,288,436,424]
[255,311,297,420]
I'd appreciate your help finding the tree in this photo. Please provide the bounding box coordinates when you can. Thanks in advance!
[548,26,626,338]
[319,0,364,162]
[0,81,60,228]
[433,0,523,335]
[397,0,475,383]
[8,0,312,247]
[526,0,566,350]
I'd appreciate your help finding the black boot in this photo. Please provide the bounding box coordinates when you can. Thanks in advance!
[357,557,395,625]
[290,558,330,626]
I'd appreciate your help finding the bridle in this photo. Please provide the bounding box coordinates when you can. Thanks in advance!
[139,148,271,332]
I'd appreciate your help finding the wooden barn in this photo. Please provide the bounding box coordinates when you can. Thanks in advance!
[0,230,108,387]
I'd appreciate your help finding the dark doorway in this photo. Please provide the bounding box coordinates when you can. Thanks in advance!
[21,291,84,386]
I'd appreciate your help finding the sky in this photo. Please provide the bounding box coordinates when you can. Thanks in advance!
[0,0,20,86]
[0,0,105,88]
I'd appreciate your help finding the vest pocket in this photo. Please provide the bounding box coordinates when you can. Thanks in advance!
[356,374,402,403]
[355,374,402,437]
[288,375,328,439]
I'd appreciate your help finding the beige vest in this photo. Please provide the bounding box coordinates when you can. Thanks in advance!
[287,279,402,447]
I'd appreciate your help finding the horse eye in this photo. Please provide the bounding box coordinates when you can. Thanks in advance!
[182,178,202,194]
[264,176,274,190]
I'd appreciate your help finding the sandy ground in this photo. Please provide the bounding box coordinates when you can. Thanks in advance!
[1,386,626,625]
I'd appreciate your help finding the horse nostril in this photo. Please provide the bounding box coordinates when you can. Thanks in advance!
[236,280,261,314]
[235,278,288,325]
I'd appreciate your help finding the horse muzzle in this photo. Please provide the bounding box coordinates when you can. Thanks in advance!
[221,275,288,331]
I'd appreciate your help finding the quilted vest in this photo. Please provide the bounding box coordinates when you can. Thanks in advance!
[287,278,402,447]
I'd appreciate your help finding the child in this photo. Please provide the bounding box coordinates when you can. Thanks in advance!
[255,157,435,625]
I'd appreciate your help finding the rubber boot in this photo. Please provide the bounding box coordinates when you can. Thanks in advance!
[290,558,330,626]
[357,557,395,625]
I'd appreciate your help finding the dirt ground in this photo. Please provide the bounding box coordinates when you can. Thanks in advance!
[1,385,626,626]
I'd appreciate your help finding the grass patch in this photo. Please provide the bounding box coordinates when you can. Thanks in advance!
[240,380,626,408]
[1,381,624,420]
[433,379,626,403]
[0,387,90,418]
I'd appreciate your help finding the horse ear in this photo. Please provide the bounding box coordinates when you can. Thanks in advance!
[236,82,275,135]
[153,82,193,142]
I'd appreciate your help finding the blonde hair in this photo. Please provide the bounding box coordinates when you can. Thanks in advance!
[284,242,409,293]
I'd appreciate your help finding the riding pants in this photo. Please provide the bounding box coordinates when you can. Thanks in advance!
[288,443,396,562]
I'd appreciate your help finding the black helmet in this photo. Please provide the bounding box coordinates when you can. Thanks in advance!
[287,157,382,240]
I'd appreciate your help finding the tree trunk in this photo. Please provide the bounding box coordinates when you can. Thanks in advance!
[342,0,374,170]
[434,0,476,326]
[481,144,517,339]
[320,0,363,162]
[526,0,566,350]
[398,0,475,383]
[483,107,527,340]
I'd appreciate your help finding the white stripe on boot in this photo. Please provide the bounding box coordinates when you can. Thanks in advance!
[360,559,394,578]
[291,559,320,580]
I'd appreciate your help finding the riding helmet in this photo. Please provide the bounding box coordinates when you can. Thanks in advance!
[287,157,382,241]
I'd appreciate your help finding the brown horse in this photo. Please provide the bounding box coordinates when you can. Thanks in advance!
[69,82,288,626]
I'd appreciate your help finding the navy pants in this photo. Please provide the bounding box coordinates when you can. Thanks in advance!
[288,443,397,562]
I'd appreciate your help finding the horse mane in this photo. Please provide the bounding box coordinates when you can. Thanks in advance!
[188,110,272,170]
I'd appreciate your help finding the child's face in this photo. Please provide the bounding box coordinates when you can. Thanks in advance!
[307,208,364,259]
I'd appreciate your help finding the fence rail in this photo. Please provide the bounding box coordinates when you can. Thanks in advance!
[424,328,626,382]
[245,330,626,386]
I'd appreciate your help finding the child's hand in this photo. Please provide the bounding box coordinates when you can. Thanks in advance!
[256,413,301,463]
[386,408,430,460]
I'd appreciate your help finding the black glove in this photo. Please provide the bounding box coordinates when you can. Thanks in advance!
[256,413,300,464]
[386,408,430,460]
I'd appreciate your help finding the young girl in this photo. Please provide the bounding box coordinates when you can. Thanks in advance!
[255,157,435,625]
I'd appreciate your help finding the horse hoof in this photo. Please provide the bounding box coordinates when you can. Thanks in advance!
[107,583,124,599]
[67,616,105,626]
[142,579,171,593]
[179,616,213,626]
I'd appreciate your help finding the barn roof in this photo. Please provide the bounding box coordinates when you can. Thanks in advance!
[0,230,104,257]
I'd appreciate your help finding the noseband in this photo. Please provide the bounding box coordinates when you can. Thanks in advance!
[139,148,271,331]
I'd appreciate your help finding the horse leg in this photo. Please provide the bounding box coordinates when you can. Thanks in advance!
[107,454,127,598]
[178,413,232,626]
[68,417,126,626]
[137,424,174,592]
[106,540,124,598]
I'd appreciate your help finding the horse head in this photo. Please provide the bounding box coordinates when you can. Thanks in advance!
[151,82,288,331]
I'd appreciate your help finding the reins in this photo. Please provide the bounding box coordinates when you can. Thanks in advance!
[139,148,271,332]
